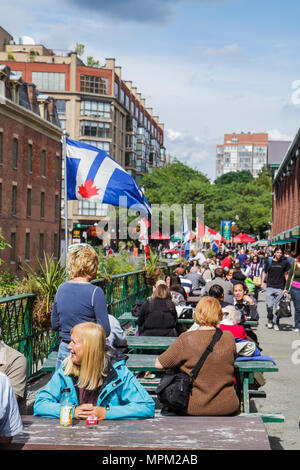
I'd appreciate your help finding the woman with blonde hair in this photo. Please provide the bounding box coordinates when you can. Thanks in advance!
[155,297,239,416]
[34,322,155,420]
[51,245,110,370]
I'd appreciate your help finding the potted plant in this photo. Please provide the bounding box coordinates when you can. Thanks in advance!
[20,253,66,329]
[144,248,160,287]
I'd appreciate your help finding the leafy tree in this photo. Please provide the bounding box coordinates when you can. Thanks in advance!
[75,43,85,56]
[86,56,100,67]
[214,170,254,185]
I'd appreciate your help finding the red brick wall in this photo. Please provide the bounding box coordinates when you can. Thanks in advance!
[272,157,300,236]
[0,113,61,276]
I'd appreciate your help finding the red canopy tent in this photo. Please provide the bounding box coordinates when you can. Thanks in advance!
[236,233,255,243]
[149,230,170,240]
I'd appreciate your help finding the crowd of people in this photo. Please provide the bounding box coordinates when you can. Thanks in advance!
[1,242,299,440]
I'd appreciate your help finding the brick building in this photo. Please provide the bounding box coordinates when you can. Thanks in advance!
[270,129,300,253]
[0,34,167,245]
[0,64,62,275]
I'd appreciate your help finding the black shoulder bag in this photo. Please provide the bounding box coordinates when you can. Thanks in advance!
[156,328,223,415]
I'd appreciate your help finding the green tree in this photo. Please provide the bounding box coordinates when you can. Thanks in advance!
[214,170,254,185]
[75,43,85,56]
[86,56,100,67]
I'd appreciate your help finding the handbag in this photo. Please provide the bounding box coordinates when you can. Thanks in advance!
[156,328,223,415]
[277,295,292,319]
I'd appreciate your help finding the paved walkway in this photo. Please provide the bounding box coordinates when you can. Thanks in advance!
[253,291,300,450]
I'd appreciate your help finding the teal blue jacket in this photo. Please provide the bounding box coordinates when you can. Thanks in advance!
[34,353,155,420]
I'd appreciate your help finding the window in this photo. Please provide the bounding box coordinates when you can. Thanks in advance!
[77,200,108,216]
[114,81,119,99]
[40,192,45,218]
[10,232,15,263]
[25,233,30,261]
[125,94,130,111]
[56,155,60,181]
[81,140,110,153]
[55,99,66,115]
[0,132,2,164]
[26,188,31,217]
[28,144,32,173]
[131,100,135,116]
[12,185,17,216]
[80,100,111,118]
[59,119,66,130]
[13,138,18,169]
[41,150,46,177]
[135,106,139,120]
[80,121,111,139]
[31,72,65,91]
[80,74,108,95]
[53,233,58,258]
[120,89,125,104]
[39,233,44,259]
[55,195,59,221]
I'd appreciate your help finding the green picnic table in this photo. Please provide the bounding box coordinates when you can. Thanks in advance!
[118,311,257,328]
[118,311,194,327]
[40,351,282,422]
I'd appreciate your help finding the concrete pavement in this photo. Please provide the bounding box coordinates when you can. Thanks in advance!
[252,291,300,450]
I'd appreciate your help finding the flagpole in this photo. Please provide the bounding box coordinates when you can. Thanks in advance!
[62,130,69,268]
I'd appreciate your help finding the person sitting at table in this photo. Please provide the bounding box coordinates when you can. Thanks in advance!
[0,372,23,443]
[208,284,231,309]
[155,297,240,416]
[34,322,155,421]
[202,268,233,298]
[220,305,248,340]
[0,327,28,411]
[165,274,187,307]
[224,282,259,322]
[224,282,259,345]
[137,284,183,337]
[51,244,111,371]
[106,314,127,350]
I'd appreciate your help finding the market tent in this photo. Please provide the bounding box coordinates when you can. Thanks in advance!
[233,235,242,243]
[272,238,297,245]
[149,230,170,240]
[237,233,256,243]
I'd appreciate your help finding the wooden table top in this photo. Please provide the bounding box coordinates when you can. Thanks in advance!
[119,311,194,324]
[0,415,271,450]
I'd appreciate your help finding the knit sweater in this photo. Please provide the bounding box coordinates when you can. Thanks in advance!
[158,329,239,416]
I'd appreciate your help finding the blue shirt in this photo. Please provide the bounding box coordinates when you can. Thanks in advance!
[51,281,110,342]
[0,373,23,437]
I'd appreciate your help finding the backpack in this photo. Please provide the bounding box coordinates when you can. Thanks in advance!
[131,299,145,317]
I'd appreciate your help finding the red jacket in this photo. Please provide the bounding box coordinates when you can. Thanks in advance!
[219,323,247,339]
[221,257,232,269]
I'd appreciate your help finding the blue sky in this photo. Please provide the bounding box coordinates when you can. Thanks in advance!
[1,0,300,180]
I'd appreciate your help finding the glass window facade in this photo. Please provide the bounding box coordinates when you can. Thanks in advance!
[55,99,66,115]
[81,140,110,153]
[80,100,111,118]
[80,75,108,95]
[80,120,111,139]
[32,72,65,91]
[77,200,109,216]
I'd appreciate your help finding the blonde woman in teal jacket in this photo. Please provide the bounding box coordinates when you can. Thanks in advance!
[34,322,155,421]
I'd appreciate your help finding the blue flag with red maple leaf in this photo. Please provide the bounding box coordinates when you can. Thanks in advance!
[66,139,151,216]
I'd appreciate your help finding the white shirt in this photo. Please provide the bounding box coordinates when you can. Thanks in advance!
[0,372,23,437]
[106,315,127,348]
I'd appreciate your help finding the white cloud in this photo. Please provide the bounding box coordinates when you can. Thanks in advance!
[267,129,293,141]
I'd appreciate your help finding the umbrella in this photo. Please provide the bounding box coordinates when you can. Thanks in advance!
[237,233,256,243]
[233,236,242,243]
[256,239,269,247]
[149,230,170,240]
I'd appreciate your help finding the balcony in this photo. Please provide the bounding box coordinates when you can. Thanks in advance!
[125,152,136,168]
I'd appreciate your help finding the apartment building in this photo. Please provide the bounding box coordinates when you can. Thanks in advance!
[0,34,167,244]
[216,132,268,179]
[0,64,62,275]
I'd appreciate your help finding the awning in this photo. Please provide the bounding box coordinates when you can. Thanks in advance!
[272,238,298,245]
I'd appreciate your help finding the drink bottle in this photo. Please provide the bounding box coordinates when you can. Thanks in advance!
[60,388,73,426]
